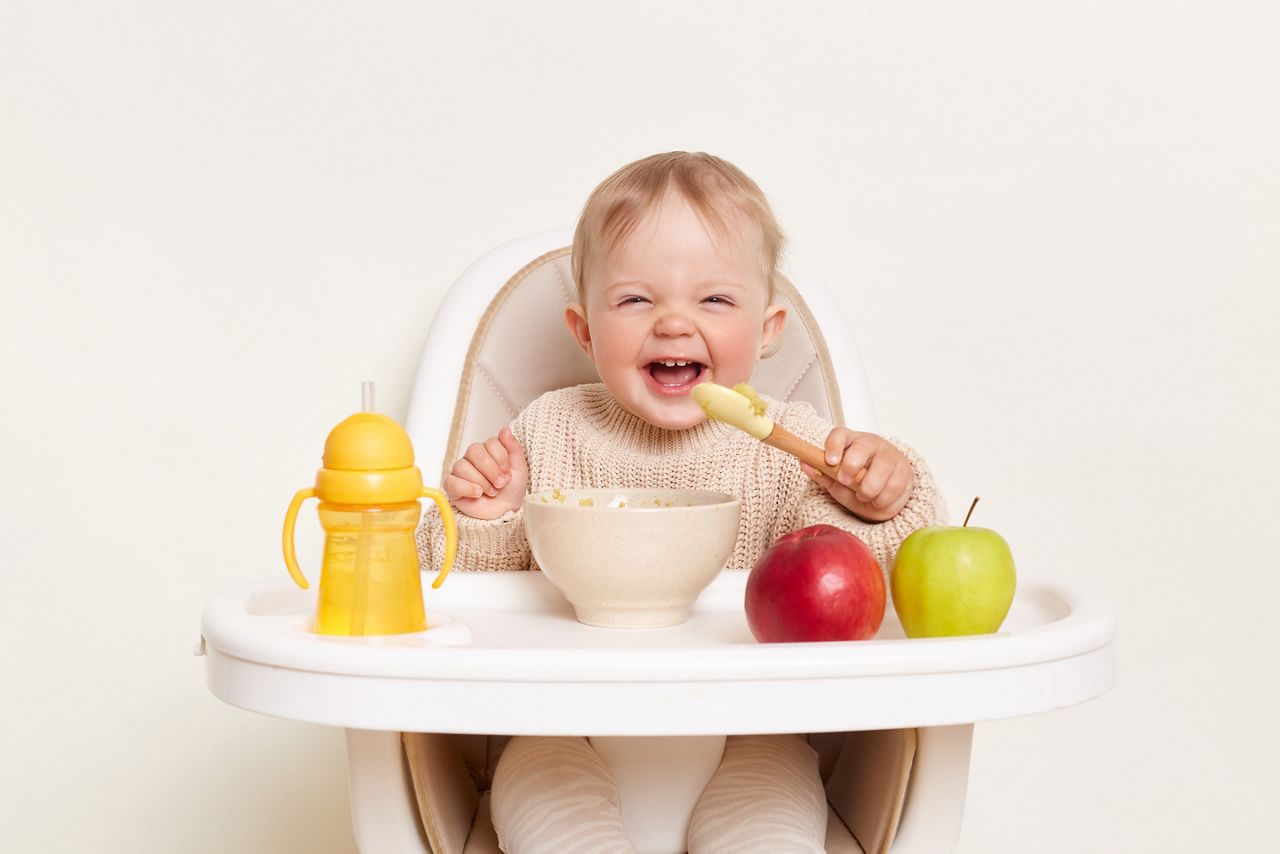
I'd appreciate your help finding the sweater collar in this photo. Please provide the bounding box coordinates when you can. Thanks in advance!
[575,383,739,456]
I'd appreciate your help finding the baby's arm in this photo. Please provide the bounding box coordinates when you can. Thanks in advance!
[775,404,944,569]
[416,422,533,572]
[445,425,529,520]
[799,428,913,522]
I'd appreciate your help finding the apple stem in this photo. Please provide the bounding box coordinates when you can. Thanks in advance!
[963,497,980,527]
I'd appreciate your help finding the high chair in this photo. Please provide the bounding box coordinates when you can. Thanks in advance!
[199,228,1117,853]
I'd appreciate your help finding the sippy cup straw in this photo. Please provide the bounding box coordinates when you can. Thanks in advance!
[349,381,378,634]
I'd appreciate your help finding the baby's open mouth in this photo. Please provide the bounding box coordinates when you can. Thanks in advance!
[647,360,706,388]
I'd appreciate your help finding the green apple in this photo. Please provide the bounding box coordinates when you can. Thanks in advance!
[890,498,1016,637]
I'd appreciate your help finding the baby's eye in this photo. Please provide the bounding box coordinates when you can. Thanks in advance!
[702,296,735,306]
[618,296,650,306]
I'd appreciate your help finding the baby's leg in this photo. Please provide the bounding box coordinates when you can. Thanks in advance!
[489,735,634,854]
[686,734,827,854]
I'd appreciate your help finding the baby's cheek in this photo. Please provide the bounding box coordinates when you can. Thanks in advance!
[717,324,769,379]
[590,329,642,375]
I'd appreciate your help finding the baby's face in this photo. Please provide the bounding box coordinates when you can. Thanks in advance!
[566,192,785,430]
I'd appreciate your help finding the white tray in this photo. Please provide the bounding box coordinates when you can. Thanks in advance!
[201,570,1116,736]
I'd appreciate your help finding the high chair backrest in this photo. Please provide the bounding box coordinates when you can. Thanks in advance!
[406,228,877,484]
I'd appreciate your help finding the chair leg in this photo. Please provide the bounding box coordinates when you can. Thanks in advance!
[889,724,974,853]
[345,729,433,853]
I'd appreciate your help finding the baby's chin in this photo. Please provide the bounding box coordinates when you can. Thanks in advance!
[613,392,708,431]
[646,408,708,431]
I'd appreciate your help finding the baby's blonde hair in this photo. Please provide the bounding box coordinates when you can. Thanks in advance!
[571,151,785,304]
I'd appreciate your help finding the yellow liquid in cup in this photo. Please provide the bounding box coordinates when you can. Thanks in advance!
[314,502,426,636]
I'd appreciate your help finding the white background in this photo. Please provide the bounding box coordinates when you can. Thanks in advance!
[3,2,1276,851]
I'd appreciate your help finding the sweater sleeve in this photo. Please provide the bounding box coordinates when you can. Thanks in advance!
[770,403,946,572]
[414,413,533,572]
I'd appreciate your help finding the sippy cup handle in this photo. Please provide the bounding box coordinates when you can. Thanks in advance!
[421,487,457,589]
[282,487,317,589]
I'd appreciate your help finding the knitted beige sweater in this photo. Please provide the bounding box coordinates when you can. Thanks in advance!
[417,383,943,575]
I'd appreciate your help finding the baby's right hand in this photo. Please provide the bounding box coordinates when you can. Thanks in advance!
[444,425,528,520]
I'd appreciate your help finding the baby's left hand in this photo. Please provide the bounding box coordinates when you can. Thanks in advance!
[800,429,914,522]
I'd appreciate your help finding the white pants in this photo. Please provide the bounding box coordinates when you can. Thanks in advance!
[490,734,827,854]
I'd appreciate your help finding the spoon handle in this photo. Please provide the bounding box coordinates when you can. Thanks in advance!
[765,424,867,487]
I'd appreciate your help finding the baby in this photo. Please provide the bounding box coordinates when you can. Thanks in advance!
[418,152,941,853]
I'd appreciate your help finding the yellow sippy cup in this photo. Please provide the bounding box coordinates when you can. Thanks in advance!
[282,383,457,636]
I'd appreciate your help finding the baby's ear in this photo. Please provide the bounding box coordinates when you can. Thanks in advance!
[759,304,787,359]
[564,304,592,357]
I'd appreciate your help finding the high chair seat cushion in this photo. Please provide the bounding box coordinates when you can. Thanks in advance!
[403,732,479,854]
[463,793,499,854]
[824,807,866,854]
[825,728,916,854]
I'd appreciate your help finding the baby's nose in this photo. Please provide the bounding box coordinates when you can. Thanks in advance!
[653,309,695,336]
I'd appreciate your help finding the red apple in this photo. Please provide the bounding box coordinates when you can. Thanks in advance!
[745,524,886,642]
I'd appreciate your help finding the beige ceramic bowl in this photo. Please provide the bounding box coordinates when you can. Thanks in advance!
[524,488,741,628]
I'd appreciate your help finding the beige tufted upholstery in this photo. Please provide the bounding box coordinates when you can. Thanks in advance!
[437,246,847,485]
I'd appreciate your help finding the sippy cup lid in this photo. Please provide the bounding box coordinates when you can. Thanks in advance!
[323,412,416,471]
[313,410,425,505]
